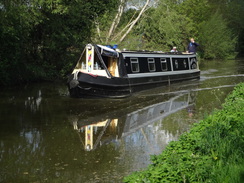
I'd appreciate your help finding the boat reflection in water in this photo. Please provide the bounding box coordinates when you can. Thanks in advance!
[73,119,119,151]
[73,92,196,151]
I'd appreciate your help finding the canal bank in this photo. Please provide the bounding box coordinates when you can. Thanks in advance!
[124,83,244,183]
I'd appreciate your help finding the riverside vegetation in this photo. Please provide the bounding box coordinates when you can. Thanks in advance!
[124,82,244,183]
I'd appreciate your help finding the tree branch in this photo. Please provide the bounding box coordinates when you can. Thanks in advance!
[119,0,151,43]
[106,0,126,44]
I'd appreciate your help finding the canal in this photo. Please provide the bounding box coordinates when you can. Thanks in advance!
[0,59,244,182]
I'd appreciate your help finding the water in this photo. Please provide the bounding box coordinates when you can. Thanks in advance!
[0,59,244,183]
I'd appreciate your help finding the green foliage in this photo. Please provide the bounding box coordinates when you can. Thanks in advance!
[198,12,237,59]
[90,0,120,44]
[126,1,194,52]
[124,83,244,183]
[122,0,240,57]
[176,0,210,24]
[0,0,243,85]
[207,0,244,54]
[0,0,117,85]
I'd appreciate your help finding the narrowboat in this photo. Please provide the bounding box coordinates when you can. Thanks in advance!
[67,44,200,98]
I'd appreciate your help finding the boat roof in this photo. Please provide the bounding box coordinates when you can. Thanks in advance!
[97,44,119,57]
[121,49,194,55]
[95,44,195,58]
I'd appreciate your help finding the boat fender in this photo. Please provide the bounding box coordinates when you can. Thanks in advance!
[69,79,79,89]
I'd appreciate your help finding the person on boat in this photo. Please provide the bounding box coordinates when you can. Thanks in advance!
[187,38,199,53]
[187,106,195,118]
[170,46,178,52]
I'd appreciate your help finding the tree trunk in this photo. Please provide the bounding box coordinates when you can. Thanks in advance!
[95,19,103,43]
[106,0,126,44]
[119,0,151,43]
[112,10,138,41]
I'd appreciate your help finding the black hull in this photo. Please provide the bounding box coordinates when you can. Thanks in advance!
[68,72,131,98]
[67,71,200,98]
[129,71,200,92]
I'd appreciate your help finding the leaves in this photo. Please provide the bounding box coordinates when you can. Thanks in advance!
[198,12,237,59]
[0,0,116,85]
[0,0,243,85]
[119,0,240,57]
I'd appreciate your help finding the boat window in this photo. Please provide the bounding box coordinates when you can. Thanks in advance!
[93,62,101,70]
[93,55,102,70]
[81,62,86,70]
[183,59,187,68]
[175,60,179,69]
[160,58,167,71]
[148,58,156,72]
[130,58,139,72]
[190,58,197,69]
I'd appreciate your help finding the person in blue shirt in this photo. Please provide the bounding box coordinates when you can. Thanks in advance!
[187,38,199,53]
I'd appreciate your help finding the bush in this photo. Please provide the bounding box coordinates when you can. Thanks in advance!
[198,12,237,59]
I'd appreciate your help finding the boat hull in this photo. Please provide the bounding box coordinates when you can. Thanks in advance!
[68,72,131,98]
[67,70,200,98]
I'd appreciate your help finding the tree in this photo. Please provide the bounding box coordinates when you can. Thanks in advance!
[106,0,126,44]
[207,0,244,54]
[198,12,237,59]
[124,0,194,51]
[92,0,157,45]
[0,0,117,85]
[130,0,239,58]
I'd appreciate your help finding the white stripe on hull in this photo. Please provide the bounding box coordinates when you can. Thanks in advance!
[127,69,200,78]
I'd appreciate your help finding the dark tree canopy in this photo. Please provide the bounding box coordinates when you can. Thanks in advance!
[0,0,243,85]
